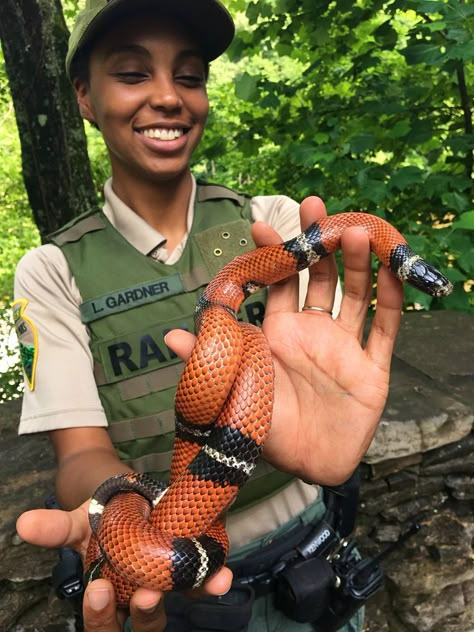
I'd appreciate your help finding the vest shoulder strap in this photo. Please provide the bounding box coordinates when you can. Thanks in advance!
[196,181,250,207]
[48,210,105,246]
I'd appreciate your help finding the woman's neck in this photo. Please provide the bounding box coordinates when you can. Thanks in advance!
[110,169,193,251]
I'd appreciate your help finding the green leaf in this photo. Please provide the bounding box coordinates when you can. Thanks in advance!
[452,211,474,230]
[442,193,470,214]
[361,180,387,205]
[373,22,398,48]
[405,1,446,14]
[389,167,424,191]
[445,268,468,283]
[349,132,376,154]
[326,197,354,213]
[387,119,411,139]
[402,43,444,66]
[234,73,259,101]
[445,41,474,62]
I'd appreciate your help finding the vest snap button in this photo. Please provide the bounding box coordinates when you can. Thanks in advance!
[222,232,230,239]
[214,248,223,257]
[240,239,248,247]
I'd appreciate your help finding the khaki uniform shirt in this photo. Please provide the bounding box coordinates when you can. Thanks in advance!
[14,176,341,548]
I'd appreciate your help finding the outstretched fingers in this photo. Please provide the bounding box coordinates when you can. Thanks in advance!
[337,227,373,340]
[365,265,403,371]
[300,197,338,315]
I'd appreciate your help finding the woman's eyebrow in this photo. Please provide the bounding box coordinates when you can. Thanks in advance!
[176,49,204,62]
[103,45,203,63]
[104,43,150,59]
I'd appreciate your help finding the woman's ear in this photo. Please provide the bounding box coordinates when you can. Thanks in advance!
[73,79,96,124]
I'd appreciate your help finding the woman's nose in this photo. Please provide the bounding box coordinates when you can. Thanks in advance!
[149,76,182,111]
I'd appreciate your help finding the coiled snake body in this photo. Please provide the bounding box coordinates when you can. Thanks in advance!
[85,212,452,605]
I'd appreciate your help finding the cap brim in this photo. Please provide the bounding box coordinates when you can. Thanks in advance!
[68,0,235,77]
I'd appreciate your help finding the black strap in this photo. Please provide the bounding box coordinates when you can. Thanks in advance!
[323,469,360,537]
[228,521,312,579]
[164,584,254,631]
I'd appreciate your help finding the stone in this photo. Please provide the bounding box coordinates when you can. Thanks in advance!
[0,400,56,551]
[365,311,474,465]
[360,476,445,517]
[422,433,474,467]
[423,513,473,560]
[421,453,474,476]
[380,491,448,523]
[359,477,389,500]
[399,582,467,632]
[373,524,401,544]
[365,360,473,463]
[6,593,76,632]
[445,474,474,500]
[392,311,474,406]
[365,454,422,480]
[1,541,58,583]
[384,513,474,595]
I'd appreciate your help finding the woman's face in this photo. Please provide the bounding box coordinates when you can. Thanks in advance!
[75,14,209,186]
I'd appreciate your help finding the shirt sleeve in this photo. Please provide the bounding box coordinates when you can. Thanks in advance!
[250,194,301,241]
[13,245,107,434]
[250,195,342,313]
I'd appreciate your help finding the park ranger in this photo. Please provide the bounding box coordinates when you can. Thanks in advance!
[14,1,403,631]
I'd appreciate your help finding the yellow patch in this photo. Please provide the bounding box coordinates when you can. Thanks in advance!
[12,298,38,391]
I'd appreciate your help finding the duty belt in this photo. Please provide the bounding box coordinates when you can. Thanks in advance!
[229,520,316,597]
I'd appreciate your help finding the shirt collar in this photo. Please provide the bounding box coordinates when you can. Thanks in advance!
[102,176,196,258]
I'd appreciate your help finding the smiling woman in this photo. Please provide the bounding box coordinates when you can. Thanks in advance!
[12,2,407,632]
[74,14,210,243]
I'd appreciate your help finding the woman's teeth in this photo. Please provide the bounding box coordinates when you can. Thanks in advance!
[141,128,184,140]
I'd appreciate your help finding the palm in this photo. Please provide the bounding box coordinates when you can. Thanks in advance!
[261,309,390,484]
[246,196,403,486]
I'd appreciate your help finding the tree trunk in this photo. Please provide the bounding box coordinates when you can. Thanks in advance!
[0,0,98,240]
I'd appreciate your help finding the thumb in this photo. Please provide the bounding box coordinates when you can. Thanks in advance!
[164,329,196,361]
[16,499,90,552]
[83,579,122,631]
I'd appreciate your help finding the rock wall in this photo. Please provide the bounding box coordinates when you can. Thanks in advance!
[359,311,473,632]
[0,311,472,631]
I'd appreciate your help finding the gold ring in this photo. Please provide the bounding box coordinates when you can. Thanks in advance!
[302,305,333,316]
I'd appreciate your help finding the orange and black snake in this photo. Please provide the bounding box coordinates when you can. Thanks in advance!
[84,212,452,605]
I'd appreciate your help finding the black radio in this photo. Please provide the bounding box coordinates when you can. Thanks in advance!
[273,472,421,629]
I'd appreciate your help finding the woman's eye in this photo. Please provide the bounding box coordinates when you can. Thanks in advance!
[176,74,204,86]
[114,72,148,83]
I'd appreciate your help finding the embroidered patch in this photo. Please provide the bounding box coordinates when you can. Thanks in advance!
[12,299,38,391]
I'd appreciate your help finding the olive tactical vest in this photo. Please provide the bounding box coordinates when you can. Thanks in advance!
[50,183,294,512]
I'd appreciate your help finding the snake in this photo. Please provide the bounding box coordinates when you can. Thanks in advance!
[84,211,452,605]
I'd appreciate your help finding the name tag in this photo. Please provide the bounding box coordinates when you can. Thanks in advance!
[80,274,185,323]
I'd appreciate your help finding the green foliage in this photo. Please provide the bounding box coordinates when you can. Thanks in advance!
[197,0,473,312]
[1,0,473,401]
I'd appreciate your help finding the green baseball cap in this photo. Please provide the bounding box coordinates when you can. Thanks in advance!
[66,0,235,79]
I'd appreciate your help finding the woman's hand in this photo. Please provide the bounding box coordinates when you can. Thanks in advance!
[166,196,403,486]
[16,500,233,632]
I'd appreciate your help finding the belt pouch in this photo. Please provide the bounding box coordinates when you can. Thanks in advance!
[185,583,255,631]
